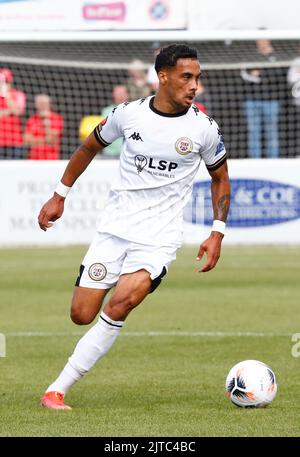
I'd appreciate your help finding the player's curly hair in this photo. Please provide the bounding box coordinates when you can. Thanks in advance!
[155,44,198,73]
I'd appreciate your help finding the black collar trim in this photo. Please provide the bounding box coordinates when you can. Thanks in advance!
[149,96,189,117]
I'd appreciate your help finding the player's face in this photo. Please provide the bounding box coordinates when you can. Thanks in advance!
[161,58,201,110]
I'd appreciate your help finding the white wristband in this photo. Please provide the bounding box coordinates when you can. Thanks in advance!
[55,181,71,198]
[212,220,226,235]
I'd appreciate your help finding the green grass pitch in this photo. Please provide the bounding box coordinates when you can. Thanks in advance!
[0,245,299,437]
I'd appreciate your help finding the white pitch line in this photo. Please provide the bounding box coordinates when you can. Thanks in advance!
[4,331,292,337]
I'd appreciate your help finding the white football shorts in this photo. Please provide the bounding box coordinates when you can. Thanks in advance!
[75,232,177,292]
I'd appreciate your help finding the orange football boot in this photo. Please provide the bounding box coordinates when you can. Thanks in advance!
[41,391,72,410]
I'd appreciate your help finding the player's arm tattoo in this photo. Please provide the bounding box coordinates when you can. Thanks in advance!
[209,161,231,223]
[216,193,230,222]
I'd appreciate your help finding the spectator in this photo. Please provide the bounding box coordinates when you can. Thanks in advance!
[24,94,63,160]
[101,85,129,157]
[126,59,150,101]
[0,68,26,159]
[193,80,212,114]
[241,39,281,158]
[146,42,161,94]
[287,53,300,155]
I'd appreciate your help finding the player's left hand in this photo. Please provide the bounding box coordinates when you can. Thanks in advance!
[196,232,224,272]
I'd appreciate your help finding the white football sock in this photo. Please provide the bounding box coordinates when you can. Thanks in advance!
[46,311,123,395]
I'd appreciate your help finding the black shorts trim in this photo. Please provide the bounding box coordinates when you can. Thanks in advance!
[150,266,167,293]
[75,264,84,287]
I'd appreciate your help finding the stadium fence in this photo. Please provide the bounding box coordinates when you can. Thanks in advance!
[0,31,300,160]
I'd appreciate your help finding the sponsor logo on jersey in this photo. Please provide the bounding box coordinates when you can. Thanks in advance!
[135,155,147,173]
[184,179,300,227]
[175,137,193,155]
[148,158,178,172]
[129,132,143,142]
[134,155,178,177]
[88,263,107,281]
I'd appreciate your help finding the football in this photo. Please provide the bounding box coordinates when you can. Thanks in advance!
[225,360,277,408]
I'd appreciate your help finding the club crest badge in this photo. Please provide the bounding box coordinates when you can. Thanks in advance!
[88,263,107,281]
[175,137,193,155]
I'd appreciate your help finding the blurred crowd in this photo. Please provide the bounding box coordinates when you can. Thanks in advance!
[1,40,300,160]
[0,68,63,160]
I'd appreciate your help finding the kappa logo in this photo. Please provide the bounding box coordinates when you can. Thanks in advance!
[129,132,143,142]
[175,137,193,155]
[135,155,147,173]
[88,263,107,281]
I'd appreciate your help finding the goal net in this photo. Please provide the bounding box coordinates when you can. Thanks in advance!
[0,38,299,160]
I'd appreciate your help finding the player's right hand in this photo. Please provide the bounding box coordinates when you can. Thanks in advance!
[38,193,65,231]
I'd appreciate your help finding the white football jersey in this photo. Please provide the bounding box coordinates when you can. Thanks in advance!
[94,96,227,247]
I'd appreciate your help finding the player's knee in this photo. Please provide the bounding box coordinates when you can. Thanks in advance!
[70,309,93,325]
[106,294,135,318]
[70,304,94,325]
